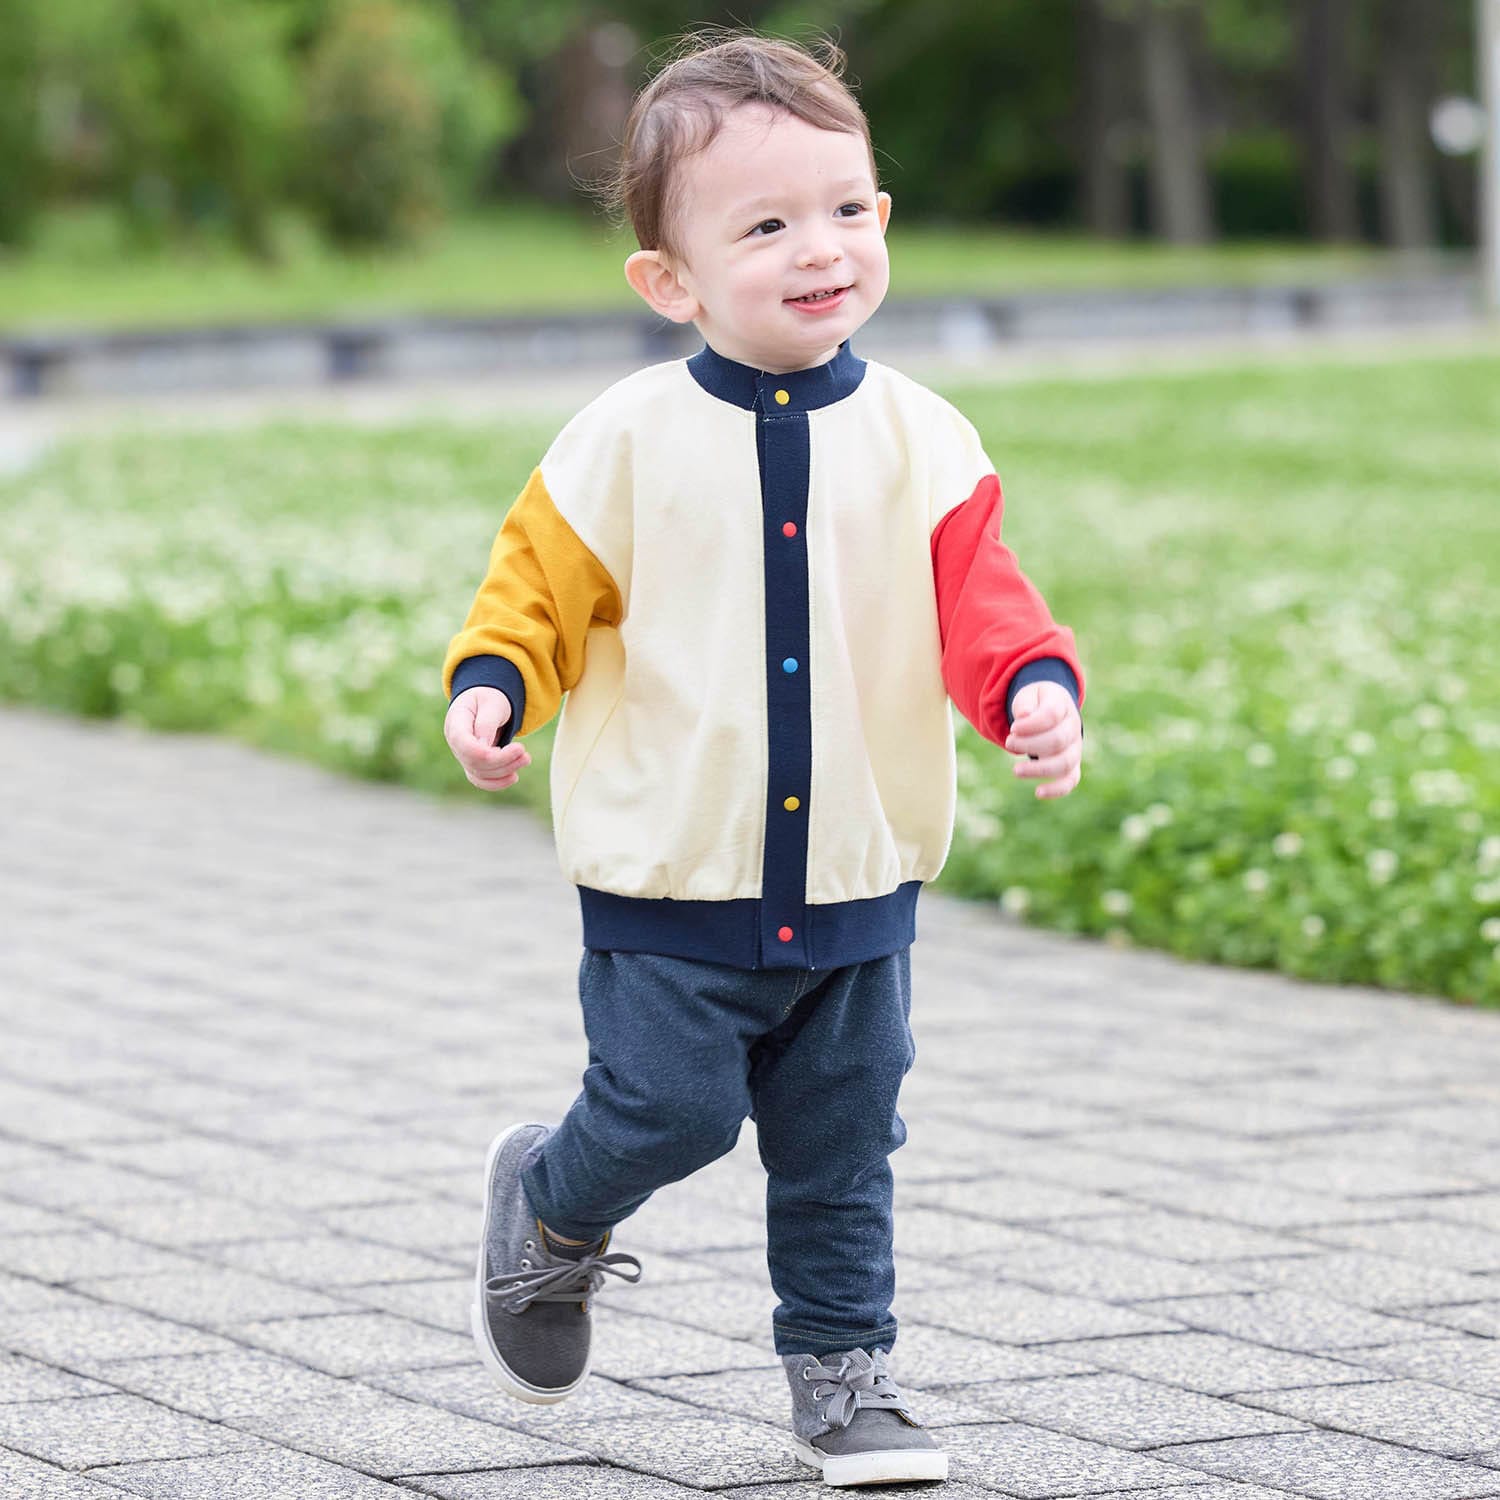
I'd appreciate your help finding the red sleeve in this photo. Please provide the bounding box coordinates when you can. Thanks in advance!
[930,472,1085,746]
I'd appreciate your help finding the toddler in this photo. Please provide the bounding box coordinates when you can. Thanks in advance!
[442,30,1085,1488]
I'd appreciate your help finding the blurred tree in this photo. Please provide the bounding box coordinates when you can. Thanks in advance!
[1375,0,1439,247]
[1080,0,1133,236]
[0,0,46,246]
[1134,0,1215,242]
[1298,0,1359,239]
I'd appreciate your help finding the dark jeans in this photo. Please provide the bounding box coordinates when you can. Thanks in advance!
[520,946,915,1357]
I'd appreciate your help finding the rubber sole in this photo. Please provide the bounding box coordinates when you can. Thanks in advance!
[793,1434,949,1486]
[469,1121,590,1405]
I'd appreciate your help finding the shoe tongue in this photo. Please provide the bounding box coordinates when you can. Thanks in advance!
[540,1224,605,1262]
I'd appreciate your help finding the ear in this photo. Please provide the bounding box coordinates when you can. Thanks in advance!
[876,192,892,235]
[624,249,701,324]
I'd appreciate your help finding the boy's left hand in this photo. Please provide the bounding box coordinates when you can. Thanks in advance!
[1004,682,1083,800]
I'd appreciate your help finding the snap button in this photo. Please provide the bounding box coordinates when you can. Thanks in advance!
[774,389,790,405]
[783,522,797,538]
[782,658,798,673]
[778,926,794,942]
[784,796,800,812]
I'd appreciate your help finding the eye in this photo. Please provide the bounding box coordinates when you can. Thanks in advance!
[836,202,867,217]
[748,218,784,236]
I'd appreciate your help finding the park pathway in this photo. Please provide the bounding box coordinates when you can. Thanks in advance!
[6,702,1500,1499]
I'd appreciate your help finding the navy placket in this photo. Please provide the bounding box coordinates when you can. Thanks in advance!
[683,340,867,970]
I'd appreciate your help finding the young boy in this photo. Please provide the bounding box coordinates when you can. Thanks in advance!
[441,31,1084,1488]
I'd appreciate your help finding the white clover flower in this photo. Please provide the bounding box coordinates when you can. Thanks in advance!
[1414,703,1446,730]
[1121,814,1152,845]
[962,812,1002,841]
[1481,917,1500,944]
[1101,889,1133,916]
[1474,881,1500,907]
[1301,914,1326,939]
[1246,743,1276,768]
[1367,797,1397,820]
[1366,849,1398,885]
[1412,769,1470,807]
[1460,811,1484,834]
[1243,868,1271,894]
[1437,674,1467,703]
[1478,837,1500,874]
[1272,832,1304,858]
[1325,756,1357,783]
[1000,886,1031,916]
[1145,802,1174,827]
[1346,731,1377,756]
[108,662,143,695]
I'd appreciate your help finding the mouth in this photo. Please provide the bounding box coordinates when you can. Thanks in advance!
[784,284,852,313]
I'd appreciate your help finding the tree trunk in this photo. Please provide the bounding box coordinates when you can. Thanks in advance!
[1376,0,1438,247]
[1081,0,1131,236]
[1300,0,1360,240]
[1137,0,1213,243]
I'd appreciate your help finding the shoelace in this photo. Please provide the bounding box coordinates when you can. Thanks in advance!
[803,1347,911,1430]
[486,1241,642,1315]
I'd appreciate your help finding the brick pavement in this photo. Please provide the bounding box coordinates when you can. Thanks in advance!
[5,702,1500,1498]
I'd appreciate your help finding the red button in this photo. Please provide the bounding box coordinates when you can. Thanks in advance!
[777,926,793,942]
[782,522,797,537]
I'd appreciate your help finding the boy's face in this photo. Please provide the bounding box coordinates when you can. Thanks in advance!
[625,103,892,374]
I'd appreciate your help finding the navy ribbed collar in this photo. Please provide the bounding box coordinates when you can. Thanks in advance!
[687,338,866,413]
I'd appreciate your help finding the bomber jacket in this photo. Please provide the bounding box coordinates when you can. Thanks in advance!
[443,337,1085,971]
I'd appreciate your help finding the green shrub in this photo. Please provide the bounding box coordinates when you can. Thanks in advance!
[0,0,46,246]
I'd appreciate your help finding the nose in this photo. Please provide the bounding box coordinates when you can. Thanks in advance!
[796,233,843,270]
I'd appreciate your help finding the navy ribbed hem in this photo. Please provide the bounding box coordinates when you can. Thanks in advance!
[576,881,921,971]
[449,654,526,747]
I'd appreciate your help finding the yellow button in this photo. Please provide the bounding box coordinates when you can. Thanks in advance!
[784,796,800,812]
[774,389,790,405]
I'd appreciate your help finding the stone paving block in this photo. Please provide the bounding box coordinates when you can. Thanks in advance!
[882,1323,1098,1386]
[950,1371,1309,1450]
[98,1440,417,1498]
[939,1420,1198,1497]
[1133,1091,1356,1139]
[75,1136,276,1183]
[229,1382,586,1476]
[0,1445,131,1499]
[1213,1249,1495,1311]
[534,1412,805,1488]
[1045,1206,1333,1262]
[1050,1125,1287,1171]
[74,1192,308,1246]
[987,1240,1260,1302]
[1161,1429,1500,1498]
[0,1084,164,1149]
[77,1267,357,1328]
[0,1352,112,1402]
[98,1348,353,1420]
[899,1282,1182,1346]
[371,1366,684,1438]
[212,1162,404,1212]
[924,1095,1126,1137]
[0,1393,254,1469]
[315,1200,477,1259]
[1370,1193,1500,1234]
[1144,1290,1455,1352]
[902,1175,1130,1227]
[1124,1176,1420,1231]
[0,1161,175,1211]
[1239,1377,1500,1458]
[605,1277,773,1344]
[1411,1303,1500,1339]
[1356,1332,1500,1396]
[588,1307,777,1381]
[1227,1153,1485,1200]
[0,1275,76,1315]
[0,1205,79,1237]
[0,1231,208,1285]
[615,1194,768,1256]
[1040,1331,1379,1395]
[397,1464,704,1498]
[234,1310,473,1376]
[213,1233,459,1287]
[1300,1218,1500,1272]
[2,1302,237,1365]
[893,1204,1066,1260]
[715,1481,997,1500]
[349,1277,469,1334]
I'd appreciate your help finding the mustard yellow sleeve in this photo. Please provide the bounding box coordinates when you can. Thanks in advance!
[441,467,623,740]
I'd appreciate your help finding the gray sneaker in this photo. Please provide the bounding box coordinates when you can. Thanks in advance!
[470,1121,642,1404]
[784,1347,948,1486]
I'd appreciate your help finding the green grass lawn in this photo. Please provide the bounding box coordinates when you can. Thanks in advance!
[2,346,1497,1004]
[0,200,1418,333]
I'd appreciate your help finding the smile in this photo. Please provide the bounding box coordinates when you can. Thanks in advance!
[785,285,851,313]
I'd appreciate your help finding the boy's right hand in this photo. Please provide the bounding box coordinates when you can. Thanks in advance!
[444,686,531,791]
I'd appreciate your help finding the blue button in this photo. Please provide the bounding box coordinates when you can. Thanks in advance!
[782,658,798,674]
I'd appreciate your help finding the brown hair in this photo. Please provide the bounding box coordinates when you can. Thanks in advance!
[602,29,878,263]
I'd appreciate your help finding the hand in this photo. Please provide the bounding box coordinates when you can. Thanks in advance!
[444,685,531,791]
[1004,682,1082,800]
